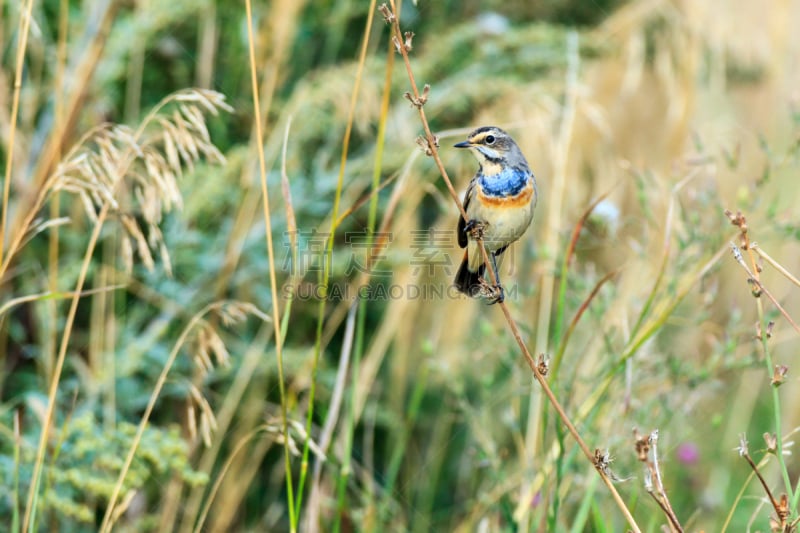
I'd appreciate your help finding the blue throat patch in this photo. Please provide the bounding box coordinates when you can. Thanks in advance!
[479,166,530,197]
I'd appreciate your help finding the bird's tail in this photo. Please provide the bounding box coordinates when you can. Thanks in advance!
[454,252,484,297]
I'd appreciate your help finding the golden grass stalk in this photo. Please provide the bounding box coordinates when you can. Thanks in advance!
[193,425,272,533]
[1,0,35,266]
[9,1,120,257]
[520,35,580,526]
[752,245,800,289]
[46,0,72,388]
[244,0,296,530]
[305,302,358,531]
[177,116,301,532]
[301,2,378,530]
[98,301,266,532]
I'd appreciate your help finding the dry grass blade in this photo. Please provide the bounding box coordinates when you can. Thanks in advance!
[243,0,295,530]
[565,188,617,266]
[752,244,800,289]
[99,301,266,532]
[1,0,35,267]
[306,302,357,531]
[0,285,124,322]
[281,117,298,250]
[193,426,273,533]
[729,243,800,336]
[553,268,621,373]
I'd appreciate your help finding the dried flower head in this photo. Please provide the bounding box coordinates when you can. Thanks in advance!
[50,89,231,275]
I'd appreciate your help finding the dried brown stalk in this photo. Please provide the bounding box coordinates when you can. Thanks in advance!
[380,3,641,531]
[634,429,683,532]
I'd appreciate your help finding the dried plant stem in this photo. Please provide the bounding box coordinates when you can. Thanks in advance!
[630,169,700,338]
[98,302,230,532]
[311,7,392,530]
[0,285,123,320]
[1,2,119,281]
[737,435,795,531]
[306,303,357,531]
[47,0,71,398]
[727,210,795,505]
[381,3,641,531]
[244,1,296,531]
[552,188,616,372]
[22,197,112,532]
[553,268,620,372]
[528,34,578,529]
[11,2,118,248]
[743,452,784,519]
[327,5,378,531]
[1,0,35,266]
[721,452,770,532]
[193,425,273,533]
[752,244,800,289]
[729,243,800,336]
[635,429,683,532]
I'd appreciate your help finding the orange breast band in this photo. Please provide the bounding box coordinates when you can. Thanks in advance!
[476,181,534,208]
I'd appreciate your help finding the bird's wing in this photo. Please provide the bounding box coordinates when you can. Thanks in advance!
[457,181,475,249]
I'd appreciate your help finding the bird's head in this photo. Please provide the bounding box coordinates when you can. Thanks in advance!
[453,126,522,167]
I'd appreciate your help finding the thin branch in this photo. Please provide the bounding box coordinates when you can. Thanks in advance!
[729,242,800,336]
[752,244,800,289]
[737,434,790,531]
[380,3,641,531]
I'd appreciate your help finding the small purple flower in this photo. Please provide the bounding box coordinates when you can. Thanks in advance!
[530,491,542,508]
[676,442,700,465]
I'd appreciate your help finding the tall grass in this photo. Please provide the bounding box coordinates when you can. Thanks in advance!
[3,0,800,531]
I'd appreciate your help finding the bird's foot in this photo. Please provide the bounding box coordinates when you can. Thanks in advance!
[463,219,487,240]
[477,279,505,304]
[487,284,505,305]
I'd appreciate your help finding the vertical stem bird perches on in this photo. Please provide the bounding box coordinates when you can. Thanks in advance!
[379,3,641,531]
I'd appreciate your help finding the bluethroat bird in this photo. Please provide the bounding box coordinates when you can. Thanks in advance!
[453,126,537,303]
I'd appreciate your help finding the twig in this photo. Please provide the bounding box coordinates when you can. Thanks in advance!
[553,268,620,376]
[729,242,800,336]
[727,209,796,509]
[634,429,683,532]
[552,186,618,376]
[737,434,791,531]
[752,244,800,289]
[380,3,641,531]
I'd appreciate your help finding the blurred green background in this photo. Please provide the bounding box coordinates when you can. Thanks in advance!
[3,0,800,531]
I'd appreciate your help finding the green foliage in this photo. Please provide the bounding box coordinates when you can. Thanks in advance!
[0,411,205,529]
[4,0,800,531]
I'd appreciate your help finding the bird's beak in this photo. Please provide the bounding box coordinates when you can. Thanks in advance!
[453,140,471,148]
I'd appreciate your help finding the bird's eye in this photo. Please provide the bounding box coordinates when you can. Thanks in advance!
[485,135,495,144]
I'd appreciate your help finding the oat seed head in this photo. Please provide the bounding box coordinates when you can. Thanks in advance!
[48,89,230,275]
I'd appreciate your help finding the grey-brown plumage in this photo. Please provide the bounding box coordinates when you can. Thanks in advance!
[453,126,537,303]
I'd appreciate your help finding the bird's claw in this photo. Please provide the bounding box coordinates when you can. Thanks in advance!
[463,219,486,240]
[477,279,504,304]
[487,285,505,305]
